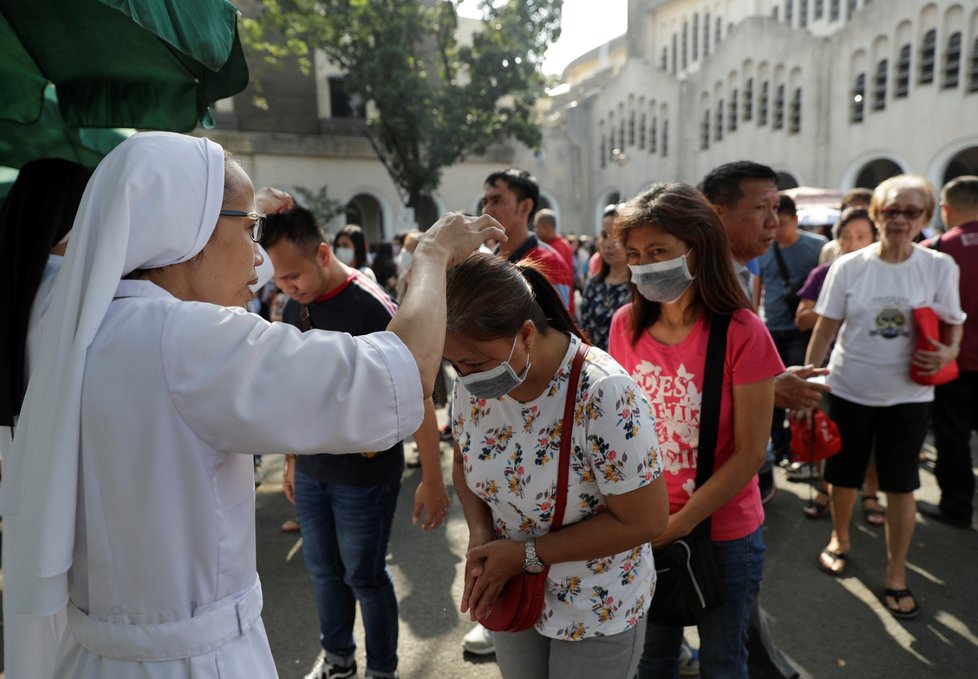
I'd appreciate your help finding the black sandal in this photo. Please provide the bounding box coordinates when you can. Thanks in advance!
[817,548,848,576]
[883,588,920,619]
[804,492,830,519]
[862,494,886,526]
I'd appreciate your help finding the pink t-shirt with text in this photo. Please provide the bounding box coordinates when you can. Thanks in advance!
[608,307,784,541]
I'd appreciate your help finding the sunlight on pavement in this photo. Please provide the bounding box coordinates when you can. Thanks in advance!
[837,576,931,666]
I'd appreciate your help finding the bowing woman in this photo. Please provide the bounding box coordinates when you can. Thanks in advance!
[447,253,668,679]
[607,183,783,678]
[0,131,503,676]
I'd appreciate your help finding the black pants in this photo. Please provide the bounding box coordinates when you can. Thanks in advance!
[768,328,811,460]
[932,371,978,522]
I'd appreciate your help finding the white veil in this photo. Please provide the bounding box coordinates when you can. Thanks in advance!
[0,132,226,615]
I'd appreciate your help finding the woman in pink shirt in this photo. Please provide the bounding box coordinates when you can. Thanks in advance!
[608,183,784,678]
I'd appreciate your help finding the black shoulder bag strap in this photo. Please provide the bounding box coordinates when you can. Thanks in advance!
[929,234,942,252]
[772,243,792,290]
[692,312,731,538]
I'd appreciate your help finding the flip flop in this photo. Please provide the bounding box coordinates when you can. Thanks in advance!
[804,493,831,519]
[817,548,848,576]
[862,494,886,526]
[883,588,920,619]
[280,518,301,533]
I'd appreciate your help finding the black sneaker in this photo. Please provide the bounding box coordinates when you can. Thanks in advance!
[305,656,358,679]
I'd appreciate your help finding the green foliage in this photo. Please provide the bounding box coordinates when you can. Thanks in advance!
[241,0,562,207]
[290,184,347,226]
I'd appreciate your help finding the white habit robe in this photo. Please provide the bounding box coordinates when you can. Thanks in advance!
[51,279,423,677]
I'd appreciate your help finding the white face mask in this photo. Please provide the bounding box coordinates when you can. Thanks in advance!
[457,336,531,399]
[629,252,695,304]
[334,246,355,265]
[398,248,413,273]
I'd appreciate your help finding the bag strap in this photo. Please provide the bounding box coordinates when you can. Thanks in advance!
[772,243,792,289]
[300,304,313,331]
[550,340,589,532]
[695,312,730,490]
[691,313,730,538]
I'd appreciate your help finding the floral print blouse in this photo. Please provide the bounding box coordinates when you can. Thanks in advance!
[452,334,663,640]
[580,277,632,351]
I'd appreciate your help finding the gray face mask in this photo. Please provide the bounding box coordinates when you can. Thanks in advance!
[629,252,695,304]
[457,336,531,399]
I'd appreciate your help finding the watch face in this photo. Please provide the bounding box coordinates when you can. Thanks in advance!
[525,561,545,574]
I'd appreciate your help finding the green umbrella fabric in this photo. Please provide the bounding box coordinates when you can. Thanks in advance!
[0,0,249,132]
[0,86,134,171]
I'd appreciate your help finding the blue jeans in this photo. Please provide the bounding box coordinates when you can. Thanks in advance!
[638,526,765,679]
[294,471,401,676]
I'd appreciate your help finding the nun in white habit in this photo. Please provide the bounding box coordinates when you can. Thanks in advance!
[0,131,503,677]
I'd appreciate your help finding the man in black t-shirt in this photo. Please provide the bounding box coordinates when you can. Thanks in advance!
[262,207,449,679]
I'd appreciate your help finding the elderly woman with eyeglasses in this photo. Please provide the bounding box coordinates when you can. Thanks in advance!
[804,174,964,620]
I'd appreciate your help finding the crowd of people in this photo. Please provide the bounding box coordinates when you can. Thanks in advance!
[0,130,974,679]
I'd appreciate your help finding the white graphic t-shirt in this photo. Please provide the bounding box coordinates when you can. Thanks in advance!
[452,335,662,640]
[816,245,964,406]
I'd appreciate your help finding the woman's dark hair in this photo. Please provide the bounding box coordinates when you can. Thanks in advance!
[334,224,369,269]
[446,252,585,341]
[831,207,876,241]
[613,182,750,345]
[371,242,398,291]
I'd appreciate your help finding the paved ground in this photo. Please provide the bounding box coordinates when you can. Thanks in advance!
[255,426,978,679]
[2,423,976,678]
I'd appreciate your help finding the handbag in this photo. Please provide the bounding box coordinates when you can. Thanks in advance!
[772,243,804,315]
[648,313,730,626]
[910,306,959,386]
[789,408,842,464]
[480,341,589,633]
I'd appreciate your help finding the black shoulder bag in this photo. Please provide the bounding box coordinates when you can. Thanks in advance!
[772,243,804,315]
[648,312,730,626]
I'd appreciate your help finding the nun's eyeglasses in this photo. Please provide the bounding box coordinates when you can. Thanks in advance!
[219,210,266,242]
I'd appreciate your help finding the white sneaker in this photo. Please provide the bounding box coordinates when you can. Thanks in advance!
[461,623,495,655]
[785,462,819,482]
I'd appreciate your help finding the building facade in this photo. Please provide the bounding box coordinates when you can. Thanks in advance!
[210,0,977,240]
[523,0,978,234]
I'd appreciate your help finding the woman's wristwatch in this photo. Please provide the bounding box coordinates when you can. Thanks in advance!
[523,539,545,573]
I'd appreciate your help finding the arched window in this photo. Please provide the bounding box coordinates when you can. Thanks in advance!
[650,117,658,154]
[943,32,962,88]
[671,33,678,74]
[760,81,770,125]
[790,88,802,133]
[744,78,754,121]
[969,37,978,92]
[729,90,738,131]
[920,29,937,85]
[851,72,865,122]
[715,100,724,141]
[774,84,785,129]
[619,115,626,150]
[701,109,711,150]
[599,135,606,169]
[628,110,636,146]
[639,113,647,149]
[896,44,911,97]
[704,12,711,56]
[692,14,699,60]
[873,59,888,110]
[682,21,689,70]
[830,0,840,22]
[815,0,824,20]
[716,17,722,43]
[662,120,669,157]
[846,0,856,21]
[800,0,809,28]
[661,47,668,71]
[785,0,794,26]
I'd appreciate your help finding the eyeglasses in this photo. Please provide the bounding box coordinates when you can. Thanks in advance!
[879,207,925,222]
[219,209,266,242]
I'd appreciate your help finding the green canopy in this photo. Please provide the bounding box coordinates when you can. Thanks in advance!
[0,0,249,132]
[0,86,134,172]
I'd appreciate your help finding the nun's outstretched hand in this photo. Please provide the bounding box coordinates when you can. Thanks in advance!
[418,212,506,269]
